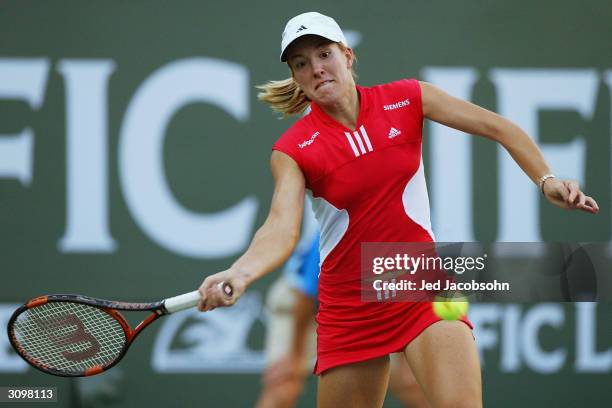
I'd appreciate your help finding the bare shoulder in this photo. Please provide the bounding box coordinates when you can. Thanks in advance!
[418,81,447,116]
[270,151,305,182]
[271,150,300,169]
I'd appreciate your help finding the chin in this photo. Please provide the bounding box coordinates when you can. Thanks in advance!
[313,89,340,105]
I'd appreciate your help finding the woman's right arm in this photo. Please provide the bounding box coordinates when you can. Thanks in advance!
[197,150,306,311]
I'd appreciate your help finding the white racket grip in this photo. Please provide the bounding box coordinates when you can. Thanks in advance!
[163,291,201,314]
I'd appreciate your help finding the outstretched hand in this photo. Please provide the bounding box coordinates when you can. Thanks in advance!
[542,178,599,214]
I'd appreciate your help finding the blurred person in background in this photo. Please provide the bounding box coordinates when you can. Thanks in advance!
[255,229,318,408]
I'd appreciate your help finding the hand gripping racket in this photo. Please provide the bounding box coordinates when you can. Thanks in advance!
[7,283,233,377]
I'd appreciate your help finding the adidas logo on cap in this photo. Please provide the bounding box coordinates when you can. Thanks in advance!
[296,25,307,33]
[388,127,401,139]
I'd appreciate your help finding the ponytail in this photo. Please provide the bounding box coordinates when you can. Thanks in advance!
[256,77,310,117]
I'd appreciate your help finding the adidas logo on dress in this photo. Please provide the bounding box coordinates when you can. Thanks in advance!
[388,127,401,139]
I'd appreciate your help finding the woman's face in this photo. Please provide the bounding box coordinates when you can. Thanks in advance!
[286,35,354,106]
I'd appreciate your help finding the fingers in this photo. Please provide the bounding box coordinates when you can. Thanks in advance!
[197,278,237,312]
[197,277,218,312]
[577,196,600,214]
[586,196,600,212]
[196,288,208,312]
[563,180,599,214]
[551,180,599,214]
[203,285,225,312]
[569,190,586,208]
[565,180,580,205]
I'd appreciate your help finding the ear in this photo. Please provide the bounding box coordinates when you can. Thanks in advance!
[344,47,354,69]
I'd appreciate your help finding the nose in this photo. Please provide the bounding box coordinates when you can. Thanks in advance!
[311,60,325,78]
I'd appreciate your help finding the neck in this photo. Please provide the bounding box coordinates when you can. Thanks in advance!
[319,85,360,131]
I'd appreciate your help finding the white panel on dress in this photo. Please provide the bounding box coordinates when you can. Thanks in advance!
[402,157,436,241]
[311,197,349,268]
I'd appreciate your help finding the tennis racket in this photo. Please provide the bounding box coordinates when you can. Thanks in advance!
[7,283,233,377]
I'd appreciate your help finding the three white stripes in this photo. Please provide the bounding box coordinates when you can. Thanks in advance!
[344,125,373,157]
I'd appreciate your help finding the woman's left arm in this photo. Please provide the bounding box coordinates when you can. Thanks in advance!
[419,81,599,214]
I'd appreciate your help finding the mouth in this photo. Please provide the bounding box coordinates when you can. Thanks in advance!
[316,80,334,90]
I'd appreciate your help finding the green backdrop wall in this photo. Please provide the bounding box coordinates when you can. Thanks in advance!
[1,1,611,406]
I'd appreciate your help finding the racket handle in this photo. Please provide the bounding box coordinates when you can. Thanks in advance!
[164,291,201,313]
[164,282,234,314]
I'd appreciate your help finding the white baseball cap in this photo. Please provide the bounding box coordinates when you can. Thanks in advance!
[280,12,348,62]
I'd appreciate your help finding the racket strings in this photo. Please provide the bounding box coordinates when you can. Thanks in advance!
[12,302,127,374]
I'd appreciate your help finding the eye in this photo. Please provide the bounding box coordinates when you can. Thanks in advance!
[294,61,305,69]
[320,51,331,58]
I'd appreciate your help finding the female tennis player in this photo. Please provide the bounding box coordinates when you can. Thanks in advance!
[198,12,599,408]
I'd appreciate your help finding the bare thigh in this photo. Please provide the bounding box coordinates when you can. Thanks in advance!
[404,321,482,408]
[389,353,431,408]
[317,356,390,408]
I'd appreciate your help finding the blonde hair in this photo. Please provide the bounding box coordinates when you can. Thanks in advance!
[257,43,357,118]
